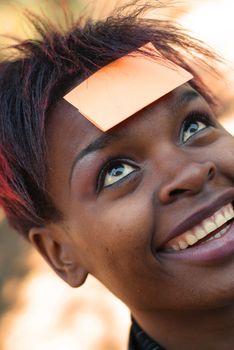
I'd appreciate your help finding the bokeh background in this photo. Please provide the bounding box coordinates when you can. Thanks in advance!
[0,1,234,349]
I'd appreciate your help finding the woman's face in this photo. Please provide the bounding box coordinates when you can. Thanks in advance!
[46,83,234,314]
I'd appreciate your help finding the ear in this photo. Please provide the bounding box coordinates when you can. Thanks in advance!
[28,225,88,288]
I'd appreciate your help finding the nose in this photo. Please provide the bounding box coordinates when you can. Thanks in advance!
[158,160,217,204]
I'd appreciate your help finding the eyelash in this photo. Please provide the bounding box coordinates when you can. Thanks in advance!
[181,111,214,143]
[96,111,215,192]
[96,158,138,193]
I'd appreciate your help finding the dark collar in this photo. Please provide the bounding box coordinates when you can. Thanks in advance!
[128,318,165,350]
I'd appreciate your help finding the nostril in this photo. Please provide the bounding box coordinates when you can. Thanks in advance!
[159,162,217,204]
[169,188,187,197]
[207,163,216,180]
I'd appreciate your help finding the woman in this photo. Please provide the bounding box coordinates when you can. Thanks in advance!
[0,2,233,349]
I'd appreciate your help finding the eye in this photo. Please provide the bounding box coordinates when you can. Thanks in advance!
[98,160,137,190]
[181,113,213,143]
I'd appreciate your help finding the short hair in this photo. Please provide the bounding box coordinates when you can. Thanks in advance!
[0,2,219,238]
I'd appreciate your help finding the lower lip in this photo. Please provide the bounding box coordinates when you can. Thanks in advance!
[158,220,234,265]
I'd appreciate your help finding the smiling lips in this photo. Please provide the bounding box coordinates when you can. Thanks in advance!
[165,203,234,251]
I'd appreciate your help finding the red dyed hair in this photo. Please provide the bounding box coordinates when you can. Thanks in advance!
[0,2,219,238]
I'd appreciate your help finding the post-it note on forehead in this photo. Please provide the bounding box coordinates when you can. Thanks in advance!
[64,43,193,132]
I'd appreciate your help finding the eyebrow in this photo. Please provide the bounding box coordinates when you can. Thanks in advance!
[171,89,201,112]
[69,89,201,185]
[69,132,121,185]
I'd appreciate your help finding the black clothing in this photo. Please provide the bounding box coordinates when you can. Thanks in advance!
[128,319,165,350]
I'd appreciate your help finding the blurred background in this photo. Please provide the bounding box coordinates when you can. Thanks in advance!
[0,1,234,349]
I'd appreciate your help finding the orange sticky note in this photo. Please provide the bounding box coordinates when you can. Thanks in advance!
[64,43,193,131]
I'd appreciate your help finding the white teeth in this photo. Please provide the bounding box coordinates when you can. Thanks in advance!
[193,225,207,239]
[206,235,214,242]
[223,209,232,221]
[219,224,230,236]
[202,221,217,234]
[178,240,188,249]
[184,233,198,246]
[201,223,230,245]
[172,244,180,251]
[214,213,226,227]
[228,203,234,214]
[166,202,234,251]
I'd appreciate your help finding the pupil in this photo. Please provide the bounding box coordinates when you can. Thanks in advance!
[189,122,198,133]
[109,165,124,177]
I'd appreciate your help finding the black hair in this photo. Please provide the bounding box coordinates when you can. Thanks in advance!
[0,1,219,238]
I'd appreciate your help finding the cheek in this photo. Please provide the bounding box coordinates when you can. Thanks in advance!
[75,194,156,281]
[213,134,234,177]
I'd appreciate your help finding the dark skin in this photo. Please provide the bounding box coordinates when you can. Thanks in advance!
[29,84,234,349]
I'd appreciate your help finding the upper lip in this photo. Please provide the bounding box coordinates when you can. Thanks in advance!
[158,188,234,250]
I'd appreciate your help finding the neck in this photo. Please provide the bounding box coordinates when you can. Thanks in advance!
[132,303,234,350]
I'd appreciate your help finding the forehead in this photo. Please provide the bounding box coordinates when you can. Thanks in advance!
[45,83,201,209]
[47,83,199,149]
